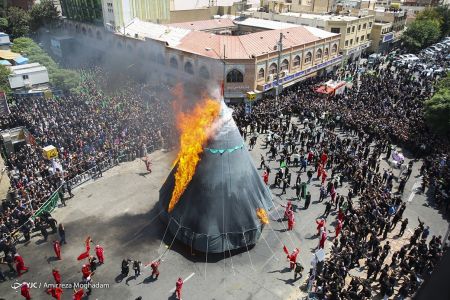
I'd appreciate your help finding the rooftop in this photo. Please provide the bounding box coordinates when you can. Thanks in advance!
[233,17,301,30]
[10,63,47,75]
[280,12,367,22]
[168,18,236,31]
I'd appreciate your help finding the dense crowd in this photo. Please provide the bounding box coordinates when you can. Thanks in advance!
[0,69,174,246]
[232,58,449,299]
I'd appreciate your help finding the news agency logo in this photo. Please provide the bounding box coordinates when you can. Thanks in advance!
[11,282,40,290]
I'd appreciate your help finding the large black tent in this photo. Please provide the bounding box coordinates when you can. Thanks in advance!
[158,104,273,253]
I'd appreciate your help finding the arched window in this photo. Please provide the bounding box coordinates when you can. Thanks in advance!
[304,52,312,63]
[226,69,243,83]
[268,63,277,75]
[170,57,178,69]
[281,59,289,71]
[199,66,209,79]
[332,44,338,54]
[293,55,301,67]
[184,61,194,74]
[316,49,323,59]
[324,48,329,56]
[258,68,265,79]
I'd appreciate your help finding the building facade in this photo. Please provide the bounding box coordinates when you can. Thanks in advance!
[249,11,374,62]
[58,17,342,102]
[60,0,103,24]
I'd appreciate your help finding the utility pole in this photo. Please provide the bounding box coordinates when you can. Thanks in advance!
[275,32,283,105]
[223,45,226,100]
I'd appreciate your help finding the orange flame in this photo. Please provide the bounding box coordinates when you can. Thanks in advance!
[256,208,269,225]
[168,98,221,212]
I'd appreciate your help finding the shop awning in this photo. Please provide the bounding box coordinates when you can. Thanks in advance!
[0,49,20,60]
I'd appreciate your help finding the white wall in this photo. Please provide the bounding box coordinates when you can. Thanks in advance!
[9,70,50,89]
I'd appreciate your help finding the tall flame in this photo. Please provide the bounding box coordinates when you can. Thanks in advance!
[256,208,269,225]
[168,98,221,212]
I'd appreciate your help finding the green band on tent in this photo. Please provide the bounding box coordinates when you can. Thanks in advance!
[205,144,244,154]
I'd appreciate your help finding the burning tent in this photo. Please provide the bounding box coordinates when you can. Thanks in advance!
[158,100,273,253]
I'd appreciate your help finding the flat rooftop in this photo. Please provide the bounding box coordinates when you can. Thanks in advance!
[280,12,366,22]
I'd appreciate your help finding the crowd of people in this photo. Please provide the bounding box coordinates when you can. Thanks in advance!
[232,57,449,299]
[0,68,174,249]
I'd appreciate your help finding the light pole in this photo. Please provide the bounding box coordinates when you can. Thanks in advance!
[275,32,284,106]
[206,46,226,100]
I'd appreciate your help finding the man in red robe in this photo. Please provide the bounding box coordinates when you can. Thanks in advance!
[95,245,104,264]
[316,218,326,236]
[287,248,300,269]
[73,288,84,300]
[335,219,343,238]
[150,259,161,279]
[319,230,327,249]
[321,171,327,185]
[77,236,92,261]
[283,201,292,220]
[81,264,91,279]
[21,282,31,300]
[53,240,62,260]
[321,152,328,165]
[46,286,63,300]
[262,170,269,185]
[317,163,323,179]
[14,254,29,276]
[287,210,295,231]
[53,268,61,284]
[175,277,183,299]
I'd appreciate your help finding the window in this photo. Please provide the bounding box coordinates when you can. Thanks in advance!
[281,59,289,71]
[367,34,370,40]
[331,27,340,34]
[369,22,372,28]
[226,69,243,82]
[356,37,359,43]
[316,49,322,59]
[258,68,265,79]
[22,75,29,80]
[363,23,367,29]
[358,24,361,31]
[345,40,349,47]
[352,26,355,33]
[293,55,301,66]
[184,61,194,74]
[269,63,277,75]
[346,27,351,34]
[304,52,312,63]
[324,48,329,56]
[199,66,209,79]
[170,57,178,69]
[361,35,365,41]
[332,44,338,53]
[350,39,353,45]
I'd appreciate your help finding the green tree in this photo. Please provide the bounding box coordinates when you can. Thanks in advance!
[424,89,450,136]
[0,65,11,94]
[6,7,30,37]
[401,19,441,52]
[30,0,60,32]
[11,37,80,91]
[434,5,450,37]
[0,18,8,32]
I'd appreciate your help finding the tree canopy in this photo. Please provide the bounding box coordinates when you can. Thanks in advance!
[424,74,450,136]
[6,7,31,37]
[401,19,441,53]
[30,0,60,32]
[11,37,80,92]
[0,65,11,94]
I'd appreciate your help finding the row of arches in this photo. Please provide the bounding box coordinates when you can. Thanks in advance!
[169,58,210,80]
[258,44,338,80]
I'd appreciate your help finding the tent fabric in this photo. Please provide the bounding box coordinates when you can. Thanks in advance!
[14,56,29,65]
[0,60,11,66]
[159,104,274,253]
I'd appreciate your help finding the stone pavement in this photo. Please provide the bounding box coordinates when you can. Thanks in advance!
[0,119,448,300]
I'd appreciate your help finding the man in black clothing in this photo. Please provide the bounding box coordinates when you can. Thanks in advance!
[399,218,408,236]
[304,192,311,209]
[323,201,332,218]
